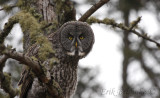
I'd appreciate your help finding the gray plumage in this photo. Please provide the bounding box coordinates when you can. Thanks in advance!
[18,21,94,98]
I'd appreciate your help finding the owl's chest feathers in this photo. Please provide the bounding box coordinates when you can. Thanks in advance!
[50,58,79,98]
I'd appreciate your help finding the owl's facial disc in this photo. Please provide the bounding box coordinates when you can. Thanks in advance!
[60,21,94,58]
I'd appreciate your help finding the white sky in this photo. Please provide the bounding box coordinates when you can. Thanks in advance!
[80,25,122,98]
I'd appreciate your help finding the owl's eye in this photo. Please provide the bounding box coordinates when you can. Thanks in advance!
[79,36,84,40]
[69,36,73,40]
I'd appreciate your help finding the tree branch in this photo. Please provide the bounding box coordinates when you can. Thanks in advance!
[0,16,19,97]
[0,48,18,98]
[1,46,63,98]
[87,17,160,47]
[0,72,19,98]
[139,54,160,94]
[0,5,17,12]
[0,55,8,71]
[78,0,110,22]
[129,16,141,30]
[0,11,62,97]
[0,17,18,44]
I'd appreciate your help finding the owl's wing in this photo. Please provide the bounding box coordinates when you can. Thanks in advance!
[18,43,40,98]
[18,67,33,98]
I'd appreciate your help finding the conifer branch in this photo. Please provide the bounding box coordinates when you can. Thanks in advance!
[87,17,160,47]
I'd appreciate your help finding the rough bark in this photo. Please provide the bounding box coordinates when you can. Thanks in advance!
[37,0,57,22]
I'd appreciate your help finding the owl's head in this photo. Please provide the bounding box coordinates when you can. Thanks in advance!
[60,21,94,58]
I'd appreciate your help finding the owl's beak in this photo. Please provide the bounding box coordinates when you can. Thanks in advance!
[75,42,78,48]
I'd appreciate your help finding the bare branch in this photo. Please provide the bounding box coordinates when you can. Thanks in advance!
[1,46,63,98]
[87,17,160,47]
[78,0,110,22]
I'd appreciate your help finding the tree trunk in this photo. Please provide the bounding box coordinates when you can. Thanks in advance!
[19,0,76,98]
[122,11,131,98]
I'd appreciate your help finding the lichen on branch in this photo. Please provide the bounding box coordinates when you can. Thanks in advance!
[87,17,160,47]
[1,46,63,98]
[0,17,18,44]
[0,5,17,12]
[0,72,19,98]
[8,11,54,61]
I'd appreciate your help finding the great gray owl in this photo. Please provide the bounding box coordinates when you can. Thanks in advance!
[18,21,94,98]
